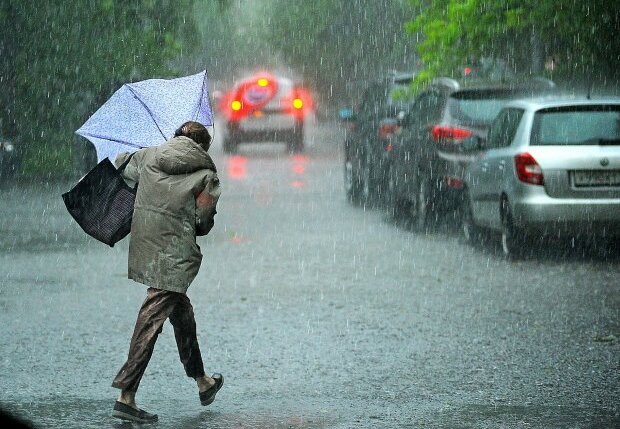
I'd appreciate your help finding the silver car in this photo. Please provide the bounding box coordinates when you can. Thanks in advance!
[221,73,312,154]
[462,97,620,258]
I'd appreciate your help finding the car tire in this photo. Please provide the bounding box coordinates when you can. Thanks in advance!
[501,198,528,260]
[384,163,397,215]
[344,149,372,207]
[224,124,240,154]
[344,152,361,204]
[410,176,432,232]
[359,152,373,207]
[223,137,237,154]
[462,191,483,246]
[287,122,304,153]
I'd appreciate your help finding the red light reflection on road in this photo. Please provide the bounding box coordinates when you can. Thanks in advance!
[290,154,309,188]
[291,155,309,164]
[227,156,247,179]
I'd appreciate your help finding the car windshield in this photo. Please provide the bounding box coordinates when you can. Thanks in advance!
[448,89,527,125]
[531,106,620,146]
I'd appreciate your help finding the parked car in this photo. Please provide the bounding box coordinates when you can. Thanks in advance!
[387,76,557,230]
[462,97,620,258]
[0,137,20,183]
[339,72,415,206]
[219,72,314,154]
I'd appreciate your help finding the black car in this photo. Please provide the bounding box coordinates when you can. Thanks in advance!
[339,72,415,206]
[388,76,557,230]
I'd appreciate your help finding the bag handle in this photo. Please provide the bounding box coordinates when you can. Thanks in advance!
[117,152,136,173]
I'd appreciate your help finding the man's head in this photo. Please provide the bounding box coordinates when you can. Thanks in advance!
[174,121,212,151]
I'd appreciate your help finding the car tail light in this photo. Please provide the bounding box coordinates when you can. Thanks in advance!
[442,176,465,188]
[514,152,544,185]
[378,123,400,139]
[293,98,304,110]
[283,88,313,119]
[431,126,473,141]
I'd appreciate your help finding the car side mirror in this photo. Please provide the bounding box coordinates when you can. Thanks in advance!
[338,107,355,122]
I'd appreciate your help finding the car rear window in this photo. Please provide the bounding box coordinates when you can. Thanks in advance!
[448,89,529,125]
[531,105,620,146]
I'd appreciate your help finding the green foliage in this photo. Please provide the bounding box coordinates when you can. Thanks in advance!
[0,0,197,177]
[407,0,620,91]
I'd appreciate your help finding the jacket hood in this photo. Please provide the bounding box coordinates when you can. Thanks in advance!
[157,136,217,175]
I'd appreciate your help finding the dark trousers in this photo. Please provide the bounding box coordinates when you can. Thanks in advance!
[112,287,206,392]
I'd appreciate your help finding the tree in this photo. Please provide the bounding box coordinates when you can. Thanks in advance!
[261,0,416,104]
[406,0,620,92]
[0,0,197,176]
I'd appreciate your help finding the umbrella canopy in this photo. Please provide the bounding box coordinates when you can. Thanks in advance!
[76,70,212,162]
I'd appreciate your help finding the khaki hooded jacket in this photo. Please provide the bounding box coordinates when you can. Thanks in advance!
[114,136,220,293]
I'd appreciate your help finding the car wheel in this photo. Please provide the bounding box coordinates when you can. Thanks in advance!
[410,177,432,232]
[287,122,304,153]
[223,137,237,154]
[344,153,361,204]
[359,152,372,206]
[462,191,483,245]
[383,163,397,214]
[501,198,527,259]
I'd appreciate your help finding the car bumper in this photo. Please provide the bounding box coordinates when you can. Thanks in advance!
[512,190,620,236]
[235,113,298,131]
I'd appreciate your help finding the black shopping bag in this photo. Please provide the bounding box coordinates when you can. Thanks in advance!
[62,154,136,247]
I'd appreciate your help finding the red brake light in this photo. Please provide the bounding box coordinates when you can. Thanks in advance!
[442,176,465,188]
[431,126,473,141]
[514,152,544,185]
[283,87,314,119]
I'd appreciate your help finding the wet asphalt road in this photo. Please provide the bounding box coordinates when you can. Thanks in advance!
[0,117,619,428]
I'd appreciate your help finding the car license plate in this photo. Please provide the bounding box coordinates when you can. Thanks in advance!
[573,170,620,187]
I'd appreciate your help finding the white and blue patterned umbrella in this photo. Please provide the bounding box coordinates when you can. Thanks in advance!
[76,70,212,162]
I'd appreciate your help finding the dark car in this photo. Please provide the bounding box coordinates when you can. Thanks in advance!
[387,76,557,230]
[339,72,415,206]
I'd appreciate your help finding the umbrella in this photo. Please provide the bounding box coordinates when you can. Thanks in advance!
[76,70,213,162]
